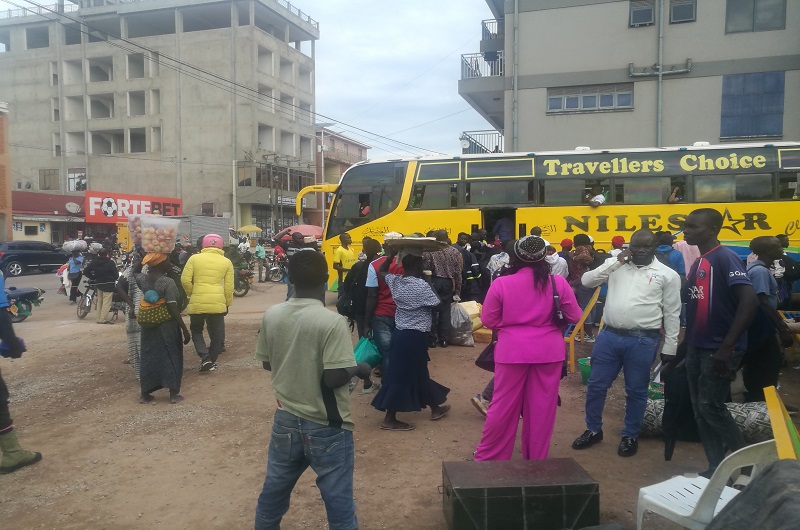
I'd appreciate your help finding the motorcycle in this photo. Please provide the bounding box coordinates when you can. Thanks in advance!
[233,267,253,297]
[6,286,45,323]
[267,255,288,283]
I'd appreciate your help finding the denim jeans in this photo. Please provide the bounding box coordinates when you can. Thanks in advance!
[686,346,746,471]
[254,409,357,530]
[584,330,659,438]
[189,313,225,363]
[370,315,395,376]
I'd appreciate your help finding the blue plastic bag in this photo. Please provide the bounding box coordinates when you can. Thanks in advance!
[353,337,381,367]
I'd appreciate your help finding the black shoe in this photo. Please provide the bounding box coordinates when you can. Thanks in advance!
[572,429,603,450]
[618,436,638,457]
[428,340,437,349]
[200,360,213,373]
[439,340,448,348]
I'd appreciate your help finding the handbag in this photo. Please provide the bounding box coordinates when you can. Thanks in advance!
[551,275,569,331]
[137,296,172,328]
[475,330,497,372]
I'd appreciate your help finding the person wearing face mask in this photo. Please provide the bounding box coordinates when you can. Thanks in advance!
[571,229,681,457]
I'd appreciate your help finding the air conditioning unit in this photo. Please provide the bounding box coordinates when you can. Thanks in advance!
[630,2,655,27]
[670,0,696,23]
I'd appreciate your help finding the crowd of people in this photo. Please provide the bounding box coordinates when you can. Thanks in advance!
[255,208,800,528]
[2,210,799,529]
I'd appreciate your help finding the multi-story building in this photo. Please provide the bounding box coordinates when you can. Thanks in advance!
[459,0,799,153]
[0,102,12,240]
[0,0,319,232]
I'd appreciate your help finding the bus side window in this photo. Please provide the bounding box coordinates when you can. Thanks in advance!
[778,173,799,200]
[408,183,458,210]
[538,179,584,205]
[616,177,671,204]
[695,175,734,202]
[735,174,773,201]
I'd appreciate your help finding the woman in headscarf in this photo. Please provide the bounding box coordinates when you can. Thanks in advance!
[474,236,582,461]
[133,253,191,404]
[370,246,450,431]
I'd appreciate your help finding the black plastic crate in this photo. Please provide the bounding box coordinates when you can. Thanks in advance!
[442,459,600,530]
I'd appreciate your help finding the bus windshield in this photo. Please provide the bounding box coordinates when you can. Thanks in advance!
[326,162,407,239]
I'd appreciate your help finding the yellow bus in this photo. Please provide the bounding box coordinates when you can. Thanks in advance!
[297,141,800,286]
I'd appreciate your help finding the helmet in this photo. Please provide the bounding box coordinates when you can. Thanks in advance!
[202,234,224,249]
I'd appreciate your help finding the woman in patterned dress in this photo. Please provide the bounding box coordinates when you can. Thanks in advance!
[133,253,191,404]
[370,247,450,431]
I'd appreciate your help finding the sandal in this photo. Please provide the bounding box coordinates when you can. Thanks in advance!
[380,422,415,431]
[430,404,451,421]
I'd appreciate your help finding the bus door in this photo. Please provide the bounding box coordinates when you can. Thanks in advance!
[477,208,519,243]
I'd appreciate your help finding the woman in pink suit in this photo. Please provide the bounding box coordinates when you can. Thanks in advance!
[474,236,582,461]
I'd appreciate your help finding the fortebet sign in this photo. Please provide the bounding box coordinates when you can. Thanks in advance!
[85,191,183,223]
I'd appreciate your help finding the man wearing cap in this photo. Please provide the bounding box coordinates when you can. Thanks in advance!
[609,236,625,257]
[572,229,681,457]
[181,234,234,372]
[558,239,573,261]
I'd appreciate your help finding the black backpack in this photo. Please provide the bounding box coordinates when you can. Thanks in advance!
[336,260,369,322]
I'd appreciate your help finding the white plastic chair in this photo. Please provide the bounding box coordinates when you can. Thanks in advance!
[636,439,777,530]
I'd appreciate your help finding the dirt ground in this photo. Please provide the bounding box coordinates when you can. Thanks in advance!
[1,273,799,529]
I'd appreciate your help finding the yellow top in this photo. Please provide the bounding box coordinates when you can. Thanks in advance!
[332,245,357,272]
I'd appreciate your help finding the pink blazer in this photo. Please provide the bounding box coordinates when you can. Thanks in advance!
[481,271,582,364]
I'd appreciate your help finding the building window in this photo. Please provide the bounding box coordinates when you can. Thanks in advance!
[547,84,633,114]
[24,225,38,236]
[39,169,59,191]
[629,0,655,27]
[26,27,49,49]
[721,72,784,139]
[68,168,86,191]
[201,202,214,216]
[726,0,786,33]
[670,0,696,23]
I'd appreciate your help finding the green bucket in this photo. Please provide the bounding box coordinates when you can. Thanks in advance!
[578,357,591,385]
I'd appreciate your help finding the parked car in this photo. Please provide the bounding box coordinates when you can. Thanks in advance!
[0,241,69,277]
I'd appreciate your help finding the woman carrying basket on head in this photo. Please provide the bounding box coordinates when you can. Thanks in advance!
[119,252,191,404]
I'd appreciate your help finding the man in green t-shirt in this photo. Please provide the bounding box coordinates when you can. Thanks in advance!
[254,250,370,530]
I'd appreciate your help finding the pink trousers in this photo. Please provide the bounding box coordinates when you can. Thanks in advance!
[474,361,562,461]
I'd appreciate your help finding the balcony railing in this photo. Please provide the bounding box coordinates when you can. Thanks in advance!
[0,3,77,19]
[324,146,366,165]
[481,19,503,41]
[461,130,503,154]
[461,51,504,79]
[2,0,320,29]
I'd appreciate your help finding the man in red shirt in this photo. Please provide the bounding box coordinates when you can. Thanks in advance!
[363,252,403,377]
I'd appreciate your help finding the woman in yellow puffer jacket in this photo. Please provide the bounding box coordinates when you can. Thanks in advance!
[181,234,234,372]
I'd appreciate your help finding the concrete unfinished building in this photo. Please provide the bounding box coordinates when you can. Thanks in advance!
[0,0,319,229]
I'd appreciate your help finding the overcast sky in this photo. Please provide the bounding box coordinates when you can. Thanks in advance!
[0,0,495,160]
